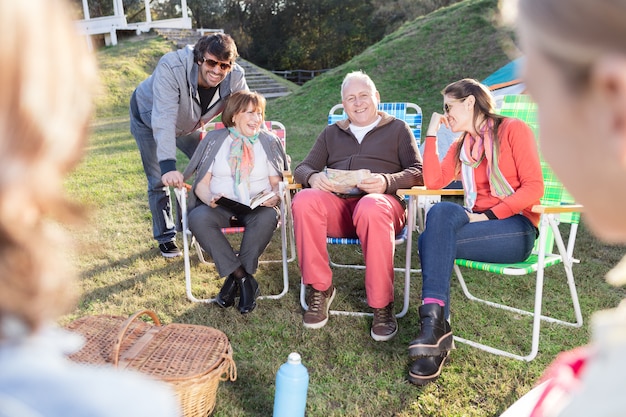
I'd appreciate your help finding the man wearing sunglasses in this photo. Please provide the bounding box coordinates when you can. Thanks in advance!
[130,33,248,258]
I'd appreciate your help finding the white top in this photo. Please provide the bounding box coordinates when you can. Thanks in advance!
[208,136,278,204]
[349,116,381,143]
[0,325,181,417]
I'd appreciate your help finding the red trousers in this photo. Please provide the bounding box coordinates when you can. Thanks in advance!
[292,189,406,308]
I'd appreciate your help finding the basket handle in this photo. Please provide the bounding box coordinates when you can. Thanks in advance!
[219,353,238,382]
[111,309,161,367]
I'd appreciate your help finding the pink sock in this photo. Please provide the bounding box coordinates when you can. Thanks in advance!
[423,298,445,307]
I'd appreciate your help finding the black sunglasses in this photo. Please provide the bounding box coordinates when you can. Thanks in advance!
[202,57,232,71]
[443,97,466,114]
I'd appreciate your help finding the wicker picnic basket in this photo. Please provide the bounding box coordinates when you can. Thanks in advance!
[64,309,236,417]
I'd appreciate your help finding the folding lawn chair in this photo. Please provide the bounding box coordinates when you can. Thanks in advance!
[174,121,296,304]
[299,102,423,318]
[399,94,584,361]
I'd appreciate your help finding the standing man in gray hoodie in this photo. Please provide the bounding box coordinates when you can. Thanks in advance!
[130,33,248,258]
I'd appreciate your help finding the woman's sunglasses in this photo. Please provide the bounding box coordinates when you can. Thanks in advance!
[443,97,467,114]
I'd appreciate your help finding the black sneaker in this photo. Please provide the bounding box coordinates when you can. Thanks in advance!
[159,241,182,258]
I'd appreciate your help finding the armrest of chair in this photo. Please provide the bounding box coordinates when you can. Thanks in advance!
[397,186,465,232]
[397,185,465,197]
[531,204,584,214]
[283,170,303,192]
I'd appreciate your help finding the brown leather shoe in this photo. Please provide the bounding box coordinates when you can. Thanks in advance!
[371,302,398,341]
[303,286,336,329]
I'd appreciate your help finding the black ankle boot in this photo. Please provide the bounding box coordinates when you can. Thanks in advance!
[408,303,453,358]
[215,274,239,308]
[237,274,260,314]
[408,352,449,386]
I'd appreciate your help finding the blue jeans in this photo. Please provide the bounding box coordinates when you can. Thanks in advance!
[130,92,200,244]
[418,201,537,318]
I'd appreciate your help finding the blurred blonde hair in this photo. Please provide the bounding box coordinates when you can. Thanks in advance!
[0,0,98,337]
[517,0,626,90]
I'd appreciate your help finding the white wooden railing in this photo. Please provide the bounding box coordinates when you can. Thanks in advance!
[75,0,192,49]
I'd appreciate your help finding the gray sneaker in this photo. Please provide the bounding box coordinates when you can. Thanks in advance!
[303,286,336,329]
[371,302,398,341]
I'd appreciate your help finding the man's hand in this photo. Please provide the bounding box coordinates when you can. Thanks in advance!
[161,171,185,188]
[308,172,336,192]
[358,174,386,194]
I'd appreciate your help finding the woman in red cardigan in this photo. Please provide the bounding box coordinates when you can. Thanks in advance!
[408,79,544,386]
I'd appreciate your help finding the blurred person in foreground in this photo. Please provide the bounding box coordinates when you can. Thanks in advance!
[130,32,248,258]
[183,91,288,314]
[0,1,180,415]
[292,71,423,341]
[500,0,626,416]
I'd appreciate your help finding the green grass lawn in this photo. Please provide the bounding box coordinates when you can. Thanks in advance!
[63,0,626,416]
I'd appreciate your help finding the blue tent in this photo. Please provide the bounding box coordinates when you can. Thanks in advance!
[482,57,526,98]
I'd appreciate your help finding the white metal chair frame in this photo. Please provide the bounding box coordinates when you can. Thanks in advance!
[299,102,423,318]
[175,120,296,304]
[403,190,583,361]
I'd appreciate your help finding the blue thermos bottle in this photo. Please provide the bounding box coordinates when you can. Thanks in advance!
[273,352,309,417]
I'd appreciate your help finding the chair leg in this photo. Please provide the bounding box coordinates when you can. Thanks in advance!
[321,219,420,317]
[258,201,290,300]
[299,264,415,319]
[453,218,583,361]
[453,263,543,361]
[175,188,217,304]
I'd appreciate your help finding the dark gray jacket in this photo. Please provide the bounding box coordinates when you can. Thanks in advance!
[133,45,248,164]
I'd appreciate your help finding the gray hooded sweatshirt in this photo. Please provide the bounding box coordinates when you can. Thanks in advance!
[133,44,248,171]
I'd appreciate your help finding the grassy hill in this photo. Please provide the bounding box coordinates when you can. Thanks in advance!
[265,0,518,162]
[69,0,626,416]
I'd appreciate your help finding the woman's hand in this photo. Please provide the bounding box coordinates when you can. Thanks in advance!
[208,194,221,208]
[467,212,489,222]
[260,190,281,207]
[426,112,449,136]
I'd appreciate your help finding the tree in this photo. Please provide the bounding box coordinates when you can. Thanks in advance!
[147,0,465,71]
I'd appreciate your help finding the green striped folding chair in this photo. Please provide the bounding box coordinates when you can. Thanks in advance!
[451,94,584,361]
[299,102,422,318]
[399,94,583,361]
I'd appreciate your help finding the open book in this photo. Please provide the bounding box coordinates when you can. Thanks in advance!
[215,190,276,215]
